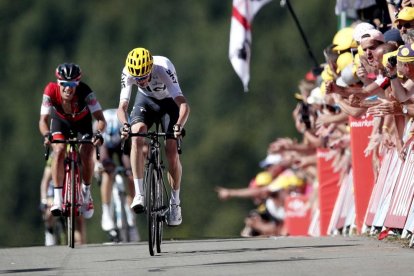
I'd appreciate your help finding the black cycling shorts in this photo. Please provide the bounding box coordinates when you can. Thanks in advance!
[50,111,93,139]
[130,93,179,135]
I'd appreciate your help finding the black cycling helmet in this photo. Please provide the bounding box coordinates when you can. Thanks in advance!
[55,63,82,81]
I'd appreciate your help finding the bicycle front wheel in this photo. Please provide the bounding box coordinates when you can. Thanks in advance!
[68,161,76,248]
[145,163,156,256]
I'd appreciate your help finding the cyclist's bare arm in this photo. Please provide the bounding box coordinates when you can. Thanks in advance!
[92,109,106,134]
[215,186,267,201]
[173,95,190,128]
[39,114,50,138]
[117,100,129,125]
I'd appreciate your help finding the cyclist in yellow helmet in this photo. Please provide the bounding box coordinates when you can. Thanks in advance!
[118,47,190,226]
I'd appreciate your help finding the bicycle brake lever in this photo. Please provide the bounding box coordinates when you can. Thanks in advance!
[96,146,100,161]
[44,145,50,161]
[177,137,182,155]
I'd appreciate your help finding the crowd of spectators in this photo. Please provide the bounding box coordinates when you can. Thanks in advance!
[216,0,414,237]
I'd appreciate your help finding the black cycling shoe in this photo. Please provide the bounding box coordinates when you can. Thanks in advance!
[50,205,62,217]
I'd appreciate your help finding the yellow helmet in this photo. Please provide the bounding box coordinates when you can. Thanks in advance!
[125,47,153,77]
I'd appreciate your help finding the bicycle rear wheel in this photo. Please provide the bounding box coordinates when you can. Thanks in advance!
[145,163,156,256]
[155,169,164,253]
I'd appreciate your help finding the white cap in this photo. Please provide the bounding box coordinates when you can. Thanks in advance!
[259,154,282,168]
[336,64,359,87]
[307,87,324,105]
[353,22,375,43]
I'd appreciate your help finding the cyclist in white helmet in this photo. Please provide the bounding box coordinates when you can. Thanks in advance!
[94,108,139,241]
[117,47,190,226]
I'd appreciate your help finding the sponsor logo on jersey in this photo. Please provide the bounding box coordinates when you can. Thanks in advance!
[166,69,177,83]
[121,73,127,88]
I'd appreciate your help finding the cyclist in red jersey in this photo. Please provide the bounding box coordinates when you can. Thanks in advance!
[39,63,106,219]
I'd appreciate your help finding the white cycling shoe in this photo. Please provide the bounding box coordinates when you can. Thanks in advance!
[101,212,115,231]
[82,192,94,219]
[130,194,145,214]
[167,204,182,226]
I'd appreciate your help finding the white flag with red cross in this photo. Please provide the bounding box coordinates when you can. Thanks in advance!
[229,0,273,92]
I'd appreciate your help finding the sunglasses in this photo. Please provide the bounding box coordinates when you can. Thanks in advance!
[134,73,150,82]
[58,80,79,87]
[397,22,414,30]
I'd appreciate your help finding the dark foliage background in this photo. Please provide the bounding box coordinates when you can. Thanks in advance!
[0,0,336,247]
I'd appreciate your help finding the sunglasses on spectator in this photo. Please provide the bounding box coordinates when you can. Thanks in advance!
[58,80,79,87]
[397,22,414,30]
[134,74,150,82]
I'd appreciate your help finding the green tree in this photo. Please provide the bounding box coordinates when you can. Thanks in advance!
[0,0,336,247]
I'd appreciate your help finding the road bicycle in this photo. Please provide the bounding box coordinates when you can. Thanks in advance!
[109,166,139,243]
[125,123,182,256]
[45,134,99,248]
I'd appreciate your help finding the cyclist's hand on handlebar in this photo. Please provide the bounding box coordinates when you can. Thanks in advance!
[173,124,185,139]
[120,123,131,139]
[92,131,104,146]
[43,132,52,146]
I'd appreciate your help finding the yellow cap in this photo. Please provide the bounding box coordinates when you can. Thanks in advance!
[294,92,303,100]
[255,171,273,187]
[395,7,414,23]
[320,81,326,95]
[336,52,354,73]
[332,27,358,52]
[382,50,398,66]
[268,174,304,192]
[321,65,334,81]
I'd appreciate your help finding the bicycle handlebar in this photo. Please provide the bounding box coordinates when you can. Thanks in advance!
[121,131,183,154]
[44,138,100,161]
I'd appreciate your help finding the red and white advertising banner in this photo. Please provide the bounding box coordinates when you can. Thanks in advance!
[284,194,311,236]
[403,196,414,235]
[349,114,375,233]
[372,150,402,227]
[364,149,397,226]
[308,209,320,237]
[317,148,341,236]
[337,170,355,230]
[327,169,354,235]
[384,140,414,229]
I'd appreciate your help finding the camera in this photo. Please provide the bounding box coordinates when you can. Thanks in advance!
[299,102,312,130]
[388,55,397,67]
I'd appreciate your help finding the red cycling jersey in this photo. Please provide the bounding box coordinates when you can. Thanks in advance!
[40,82,101,122]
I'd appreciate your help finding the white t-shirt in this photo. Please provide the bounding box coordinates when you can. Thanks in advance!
[120,56,183,102]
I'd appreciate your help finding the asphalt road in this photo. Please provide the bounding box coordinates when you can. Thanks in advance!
[0,236,413,275]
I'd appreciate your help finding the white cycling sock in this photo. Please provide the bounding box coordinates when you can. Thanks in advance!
[134,178,144,196]
[53,187,63,204]
[102,203,111,217]
[170,188,180,205]
[82,183,90,198]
